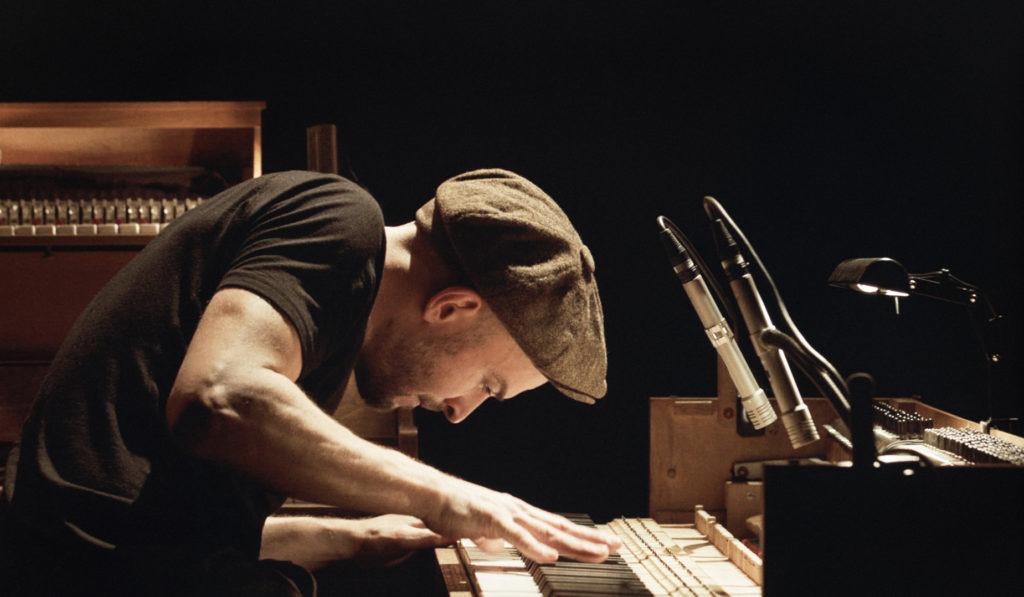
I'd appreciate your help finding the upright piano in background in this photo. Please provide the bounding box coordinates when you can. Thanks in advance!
[0,101,266,470]
[0,103,416,487]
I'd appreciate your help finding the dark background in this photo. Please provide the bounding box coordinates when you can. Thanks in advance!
[3,1,1021,520]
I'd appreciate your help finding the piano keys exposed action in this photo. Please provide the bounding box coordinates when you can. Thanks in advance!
[438,511,762,596]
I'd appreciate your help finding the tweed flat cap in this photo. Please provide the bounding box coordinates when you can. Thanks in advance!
[415,168,607,404]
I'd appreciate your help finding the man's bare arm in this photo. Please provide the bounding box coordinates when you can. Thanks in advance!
[166,287,619,563]
[260,514,450,570]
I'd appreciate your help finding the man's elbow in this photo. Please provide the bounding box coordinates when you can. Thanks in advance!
[166,380,245,457]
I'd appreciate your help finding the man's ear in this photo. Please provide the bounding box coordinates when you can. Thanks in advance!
[423,286,483,323]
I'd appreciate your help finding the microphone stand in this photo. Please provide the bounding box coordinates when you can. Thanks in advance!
[845,372,877,470]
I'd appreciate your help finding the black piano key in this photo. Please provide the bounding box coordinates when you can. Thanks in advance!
[522,534,653,596]
[530,568,650,595]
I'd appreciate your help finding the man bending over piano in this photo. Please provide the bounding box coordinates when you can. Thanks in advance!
[0,168,619,595]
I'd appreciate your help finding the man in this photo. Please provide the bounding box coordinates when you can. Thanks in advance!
[1,168,619,595]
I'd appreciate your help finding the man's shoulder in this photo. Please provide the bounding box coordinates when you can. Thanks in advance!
[260,170,368,193]
[245,170,381,223]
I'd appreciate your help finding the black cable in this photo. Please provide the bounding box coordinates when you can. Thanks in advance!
[656,215,743,334]
[761,328,852,422]
[701,196,852,417]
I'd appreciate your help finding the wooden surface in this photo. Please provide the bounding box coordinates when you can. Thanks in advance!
[649,390,1022,535]
[648,395,843,528]
[1,100,264,180]
[0,101,265,181]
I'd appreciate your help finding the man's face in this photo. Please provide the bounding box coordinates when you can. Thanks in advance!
[354,314,546,423]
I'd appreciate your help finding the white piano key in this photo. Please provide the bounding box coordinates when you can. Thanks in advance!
[474,571,542,596]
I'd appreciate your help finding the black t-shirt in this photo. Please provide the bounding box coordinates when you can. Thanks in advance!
[5,171,385,553]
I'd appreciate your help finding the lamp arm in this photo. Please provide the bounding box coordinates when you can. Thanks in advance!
[911,268,1004,425]
[966,300,1002,427]
[909,269,1002,323]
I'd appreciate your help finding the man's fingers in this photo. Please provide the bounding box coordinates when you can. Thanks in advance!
[539,511,623,551]
[473,537,507,553]
[478,510,617,564]
[435,485,621,564]
[530,524,611,563]
[521,510,621,560]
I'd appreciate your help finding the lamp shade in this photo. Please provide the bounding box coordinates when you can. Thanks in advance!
[828,257,910,296]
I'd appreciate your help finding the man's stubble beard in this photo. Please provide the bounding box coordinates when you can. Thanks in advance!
[353,316,489,411]
[354,319,434,411]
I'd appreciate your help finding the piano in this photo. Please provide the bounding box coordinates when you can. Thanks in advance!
[0,101,264,470]
[0,103,417,487]
[437,511,763,596]
[435,359,1023,596]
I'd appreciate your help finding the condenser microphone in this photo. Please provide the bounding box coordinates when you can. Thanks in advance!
[711,219,819,448]
[659,224,777,430]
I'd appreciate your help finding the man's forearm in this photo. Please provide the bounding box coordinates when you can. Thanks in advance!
[261,516,358,570]
[171,365,452,521]
[262,514,450,570]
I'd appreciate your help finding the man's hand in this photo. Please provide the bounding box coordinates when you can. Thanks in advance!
[347,514,454,568]
[261,514,451,571]
[426,478,622,564]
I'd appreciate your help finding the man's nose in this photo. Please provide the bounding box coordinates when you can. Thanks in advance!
[444,389,490,423]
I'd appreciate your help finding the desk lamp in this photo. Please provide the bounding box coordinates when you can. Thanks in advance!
[828,257,1006,431]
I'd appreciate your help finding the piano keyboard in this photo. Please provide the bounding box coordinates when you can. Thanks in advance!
[0,197,203,237]
[442,513,761,596]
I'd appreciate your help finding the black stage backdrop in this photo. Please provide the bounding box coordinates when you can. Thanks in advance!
[2,1,1021,520]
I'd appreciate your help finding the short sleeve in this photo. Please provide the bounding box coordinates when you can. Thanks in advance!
[216,172,385,374]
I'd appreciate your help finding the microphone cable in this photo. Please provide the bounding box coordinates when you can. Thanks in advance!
[702,196,852,422]
[655,215,743,340]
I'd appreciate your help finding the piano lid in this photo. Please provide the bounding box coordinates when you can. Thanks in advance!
[0,101,265,185]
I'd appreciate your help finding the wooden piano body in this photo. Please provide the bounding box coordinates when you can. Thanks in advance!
[0,102,416,488]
